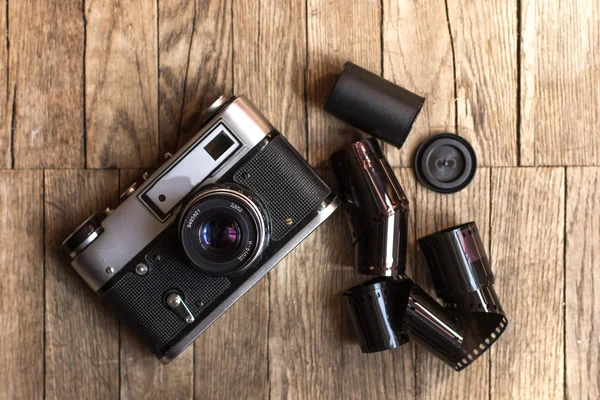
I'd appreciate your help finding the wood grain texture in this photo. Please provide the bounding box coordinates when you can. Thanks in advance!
[448,0,517,167]
[173,0,233,150]
[10,0,84,168]
[520,0,600,166]
[340,168,417,399]
[490,168,565,399]
[269,168,345,399]
[253,0,307,154]
[85,0,158,168]
[0,171,43,399]
[306,0,380,167]
[414,168,491,400]
[44,170,119,399]
[157,0,195,155]
[382,0,455,167]
[118,169,193,400]
[192,2,268,398]
[0,4,9,168]
[565,167,600,400]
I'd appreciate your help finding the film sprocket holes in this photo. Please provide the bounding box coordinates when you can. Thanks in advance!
[344,222,508,371]
[63,96,340,363]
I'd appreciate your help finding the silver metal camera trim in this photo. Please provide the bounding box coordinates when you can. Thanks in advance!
[68,227,103,259]
[178,187,268,272]
[160,196,341,364]
[70,96,274,291]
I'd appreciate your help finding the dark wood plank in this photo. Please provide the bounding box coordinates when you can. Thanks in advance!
[448,0,517,167]
[490,168,564,399]
[10,1,84,168]
[520,0,600,166]
[0,4,9,168]
[565,167,600,399]
[44,170,119,399]
[340,168,417,398]
[118,169,193,400]
[157,0,195,155]
[382,0,455,167]
[306,0,381,167]
[414,168,491,400]
[167,0,233,151]
[0,171,44,399]
[192,1,268,398]
[85,0,158,168]
[269,167,345,399]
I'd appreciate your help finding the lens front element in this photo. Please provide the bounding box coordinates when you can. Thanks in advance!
[200,217,241,254]
[179,186,268,275]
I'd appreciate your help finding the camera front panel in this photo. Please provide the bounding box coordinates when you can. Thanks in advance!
[98,133,334,360]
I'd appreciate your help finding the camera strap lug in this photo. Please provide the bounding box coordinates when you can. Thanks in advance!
[166,293,195,324]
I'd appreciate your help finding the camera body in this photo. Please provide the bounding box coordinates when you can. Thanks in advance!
[64,96,339,363]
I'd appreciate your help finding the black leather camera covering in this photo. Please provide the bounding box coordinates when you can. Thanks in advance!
[233,135,331,241]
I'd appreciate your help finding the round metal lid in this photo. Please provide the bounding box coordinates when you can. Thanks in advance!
[414,133,477,194]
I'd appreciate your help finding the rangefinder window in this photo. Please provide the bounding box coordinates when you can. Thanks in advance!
[205,132,234,160]
[139,123,240,221]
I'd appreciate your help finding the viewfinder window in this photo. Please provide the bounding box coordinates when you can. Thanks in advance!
[204,132,235,160]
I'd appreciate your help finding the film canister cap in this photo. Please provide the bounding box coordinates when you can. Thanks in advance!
[414,133,477,194]
[324,62,425,149]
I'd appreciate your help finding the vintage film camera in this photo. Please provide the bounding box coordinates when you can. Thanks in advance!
[63,96,340,363]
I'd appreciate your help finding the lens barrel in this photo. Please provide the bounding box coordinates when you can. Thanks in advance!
[331,138,409,277]
[179,185,268,275]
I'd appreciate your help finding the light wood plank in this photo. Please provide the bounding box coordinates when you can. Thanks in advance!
[566,167,600,399]
[307,0,380,167]
[520,0,600,166]
[174,0,233,150]
[157,0,195,155]
[490,168,564,399]
[340,168,417,399]
[44,170,119,399]
[448,0,517,167]
[10,1,84,168]
[414,168,491,400]
[86,0,158,168]
[382,0,455,167]
[269,167,345,399]
[0,4,9,168]
[118,169,193,400]
[0,171,44,399]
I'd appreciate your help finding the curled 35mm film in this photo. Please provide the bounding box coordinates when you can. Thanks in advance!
[344,222,508,371]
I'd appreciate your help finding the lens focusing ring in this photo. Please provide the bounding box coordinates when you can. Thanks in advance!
[179,186,268,275]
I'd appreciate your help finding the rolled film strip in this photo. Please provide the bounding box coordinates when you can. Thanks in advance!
[331,138,410,277]
[344,222,508,371]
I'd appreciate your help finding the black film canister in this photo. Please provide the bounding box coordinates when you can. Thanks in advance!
[331,138,409,277]
[324,62,425,148]
[343,277,411,353]
[418,222,508,371]
[418,222,494,300]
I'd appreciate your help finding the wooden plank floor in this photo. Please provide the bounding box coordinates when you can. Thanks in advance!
[0,1,598,399]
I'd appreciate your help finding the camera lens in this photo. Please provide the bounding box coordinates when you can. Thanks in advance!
[200,217,241,253]
[179,185,268,275]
